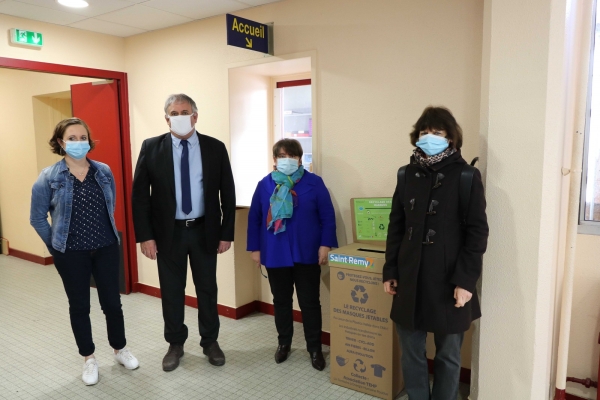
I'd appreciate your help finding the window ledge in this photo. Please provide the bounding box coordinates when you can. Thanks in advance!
[577,224,600,235]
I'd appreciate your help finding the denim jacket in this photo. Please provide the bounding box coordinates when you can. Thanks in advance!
[30,158,120,253]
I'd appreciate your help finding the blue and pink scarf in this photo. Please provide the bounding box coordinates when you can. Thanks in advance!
[266,166,305,234]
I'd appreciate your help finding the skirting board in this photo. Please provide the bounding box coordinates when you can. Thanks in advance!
[134,283,330,345]
[8,248,54,265]
[565,393,591,400]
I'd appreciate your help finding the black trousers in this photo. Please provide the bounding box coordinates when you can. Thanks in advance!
[53,243,126,357]
[157,223,219,348]
[266,263,322,352]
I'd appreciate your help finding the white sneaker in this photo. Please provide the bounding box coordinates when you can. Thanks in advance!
[114,348,139,370]
[82,358,99,385]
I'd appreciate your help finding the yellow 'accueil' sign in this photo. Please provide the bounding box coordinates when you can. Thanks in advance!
[231,17,265,38]
[226,14,271,54]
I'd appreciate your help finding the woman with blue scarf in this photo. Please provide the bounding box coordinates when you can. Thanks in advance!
[247,139,337,371]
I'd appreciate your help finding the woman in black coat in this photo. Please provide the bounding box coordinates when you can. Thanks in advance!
[383,107,488,400]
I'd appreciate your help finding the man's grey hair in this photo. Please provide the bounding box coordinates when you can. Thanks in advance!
[164,94,198,115]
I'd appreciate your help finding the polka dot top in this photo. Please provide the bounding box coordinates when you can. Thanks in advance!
[66,165,117,251]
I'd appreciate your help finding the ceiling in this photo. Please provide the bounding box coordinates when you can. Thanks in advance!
[0,0,281,37]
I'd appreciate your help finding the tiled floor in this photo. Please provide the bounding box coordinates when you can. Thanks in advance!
[0,255,468,399]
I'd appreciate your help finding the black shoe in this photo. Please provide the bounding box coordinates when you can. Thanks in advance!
[274,344,291,364]
[162,344,184,372]
[203,341,225,366]
[309,350,325,371]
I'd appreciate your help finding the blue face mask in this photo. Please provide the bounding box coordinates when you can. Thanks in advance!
[416,134,449,156]
[276,158,299,175]
[63,141,91,160]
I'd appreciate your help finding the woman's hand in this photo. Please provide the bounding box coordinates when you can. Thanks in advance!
[250,251,261,267]
[383,279,397,295]
[454,286,472,307]
[318,246,330,265]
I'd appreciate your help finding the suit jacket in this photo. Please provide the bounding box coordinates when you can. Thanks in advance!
[132,132,236,253]
[246,171,338,267]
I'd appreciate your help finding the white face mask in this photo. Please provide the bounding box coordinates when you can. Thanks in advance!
[168,114,194,136]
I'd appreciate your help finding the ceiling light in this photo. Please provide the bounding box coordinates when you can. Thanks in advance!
[56,0,89,8]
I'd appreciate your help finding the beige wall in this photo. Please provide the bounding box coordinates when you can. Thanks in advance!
[125,0,484,327]
[33,95,70,174]
[477,0,557,394]
[4,2,599,396]
[0,12,126,256]
[475,0,592,398]
[568,234,600,399]
[0,69,101,256]
[228,68,271,207]
[0,14,125,71]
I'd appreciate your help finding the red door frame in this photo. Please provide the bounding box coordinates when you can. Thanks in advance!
[0,56,138,294]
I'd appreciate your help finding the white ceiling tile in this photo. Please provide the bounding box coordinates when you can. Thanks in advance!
[13,0,135,18]
[142,0,247,20]
[0,0,281,37]
[0,0,87,24]
[236,0,282,7]
[95,4,192,30]
[69,17,146,37]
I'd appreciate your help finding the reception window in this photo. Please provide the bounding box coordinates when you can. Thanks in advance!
[273,79,312,171]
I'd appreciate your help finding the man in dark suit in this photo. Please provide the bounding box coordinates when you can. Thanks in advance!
[132,93,235,371]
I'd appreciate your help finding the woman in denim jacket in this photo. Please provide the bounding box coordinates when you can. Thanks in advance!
[30,118,138,385]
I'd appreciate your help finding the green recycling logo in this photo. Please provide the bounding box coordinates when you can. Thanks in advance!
[350,285,369,304]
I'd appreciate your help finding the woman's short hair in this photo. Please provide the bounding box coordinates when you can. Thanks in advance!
[49,118,95,155]
[409,106,463,150]
[272,139,303,159]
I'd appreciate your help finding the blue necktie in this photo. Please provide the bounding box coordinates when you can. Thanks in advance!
[180,140,192,215]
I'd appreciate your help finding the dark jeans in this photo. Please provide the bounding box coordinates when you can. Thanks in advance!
[266,263,322,352]
[157,223,219,348]
[53,243,125,357]
[397,325,464,400]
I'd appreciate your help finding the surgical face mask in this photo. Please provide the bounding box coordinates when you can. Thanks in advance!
[276,158,299,175]
[416,134,449,156]
[63,141,90,160]
[169,114,195,136]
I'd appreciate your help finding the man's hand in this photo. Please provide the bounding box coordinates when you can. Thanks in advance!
[318,246,331,265]
[140,240,158,260]
[384,279,398,295]
[217,241,232,254]
[454,286,472,308]
[250,251,260,267]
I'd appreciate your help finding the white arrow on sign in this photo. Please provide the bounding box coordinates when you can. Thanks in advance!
[32,33,40,44]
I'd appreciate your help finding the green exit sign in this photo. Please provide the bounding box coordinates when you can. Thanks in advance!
[10,29,43,47]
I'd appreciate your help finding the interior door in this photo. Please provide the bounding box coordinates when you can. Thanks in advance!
[71,80,130,293]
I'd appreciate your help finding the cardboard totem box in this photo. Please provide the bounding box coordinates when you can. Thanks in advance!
[329,198,403,400]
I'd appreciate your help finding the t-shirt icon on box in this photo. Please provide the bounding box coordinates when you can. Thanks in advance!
[371,364,386,378]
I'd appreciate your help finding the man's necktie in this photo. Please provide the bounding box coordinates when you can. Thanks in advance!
[181,140,192,215]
